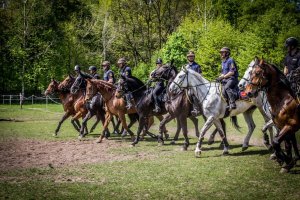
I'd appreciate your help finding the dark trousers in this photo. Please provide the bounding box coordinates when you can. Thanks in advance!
[153,83,164,106]
[223,78,238,103]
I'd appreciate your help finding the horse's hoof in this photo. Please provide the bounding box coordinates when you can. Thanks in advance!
[195,150,201,158]
[96,139,102,143]
[207,140,214,145]
[78,135,83,140]
[53,133,58,137]
[242,146,248,151]
[165,133,169,140]
[270,153,277,160]
[170,140,176,145]
[130,143,135,147]
[223,150,229,155]
[181,146,187,151]
[280,168,289,173]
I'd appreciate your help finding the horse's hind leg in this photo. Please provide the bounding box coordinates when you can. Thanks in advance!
[156,115,169,140]
[55,112,71,136]
[97,113,112,143]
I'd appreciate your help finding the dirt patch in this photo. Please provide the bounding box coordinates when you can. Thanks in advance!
[0,138,138,171]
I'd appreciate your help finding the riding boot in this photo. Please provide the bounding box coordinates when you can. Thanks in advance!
[191,95,200,116]
[228,93,236,111]
[125,93,133,109]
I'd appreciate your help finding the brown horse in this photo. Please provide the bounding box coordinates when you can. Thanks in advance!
[85,79,165,143]
[245,58,300,173]
[45,77,85,135]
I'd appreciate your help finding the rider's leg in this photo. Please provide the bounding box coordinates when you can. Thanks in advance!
[225,79,238,110]
[153,84,163,112]
[125,92,133,109]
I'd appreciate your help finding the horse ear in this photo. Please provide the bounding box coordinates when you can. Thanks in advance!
[254,56,259,65]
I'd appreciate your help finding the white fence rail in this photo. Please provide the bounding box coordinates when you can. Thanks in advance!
[1,94,61,107]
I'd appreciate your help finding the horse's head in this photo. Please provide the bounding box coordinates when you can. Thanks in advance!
[85,79,97,101]
[245,59,269,98]
[70,75,85,94]
[169,66,189,94]
[115,77,127,98]
[238,57,258,90]
[150,62,177,81]
[58,75,75,92]
[45,79,60,95]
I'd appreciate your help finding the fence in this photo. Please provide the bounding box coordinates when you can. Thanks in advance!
[1,94,61,108]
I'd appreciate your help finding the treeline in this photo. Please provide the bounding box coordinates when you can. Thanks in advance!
[0,0,299,94]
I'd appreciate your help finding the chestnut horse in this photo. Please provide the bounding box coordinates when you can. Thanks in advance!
[85,79,167,143]
[245,58,300,173]
[45,77,103,136]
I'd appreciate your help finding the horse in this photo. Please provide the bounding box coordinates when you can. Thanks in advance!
[244,58,300,173]
[150,63,213,149]
[210,59,276,150]
[84,79,165,143]
[115,75,174,147]
[44,77,102,136]
[169,66,271,157]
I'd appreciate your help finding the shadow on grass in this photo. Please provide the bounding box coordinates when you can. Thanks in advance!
[229,149,271,157]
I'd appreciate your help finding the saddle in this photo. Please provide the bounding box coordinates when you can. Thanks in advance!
[221,86,250,103]
[148,87,167,104]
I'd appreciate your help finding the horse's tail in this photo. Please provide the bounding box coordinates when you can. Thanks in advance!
[230,116,241,131]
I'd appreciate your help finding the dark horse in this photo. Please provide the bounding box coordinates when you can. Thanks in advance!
[116,65,199,149]
[44,77,105,137]
[245,58,300,173]
[149,63,204,150]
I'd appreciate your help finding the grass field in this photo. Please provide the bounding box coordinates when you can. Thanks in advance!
[0,104,300,199]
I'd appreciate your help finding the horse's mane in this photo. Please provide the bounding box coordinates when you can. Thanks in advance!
[91,79,116,92]
[264,61,295,97]
[186,67,209,84]
[125,76,146,92]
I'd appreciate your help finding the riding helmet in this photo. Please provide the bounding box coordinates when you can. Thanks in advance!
[74,65,80,71]
[89,66,97,71]
[117,57,126,64]
[285,37,298,48]
[186,50,195,57]
[156,58,163,64]
[102,61,110,66]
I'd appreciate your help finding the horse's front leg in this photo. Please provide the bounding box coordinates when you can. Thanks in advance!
[242,109,256,151]
[272,125,294,173]
[79,111,92,139]
[158,114,173,145]
[131,116,147,146]
[55,112,71,136]
[195,116,215,157]
[119,113,135,142]
[179,115,189,151]
[214,119,229,155]
[96,112,112,143]
[261,119,275,151]
[188,116,199,138]
[156,115,169,140]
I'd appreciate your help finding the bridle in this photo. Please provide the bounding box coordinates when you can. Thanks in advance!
[248,64,268,92]
[71,76,84,94]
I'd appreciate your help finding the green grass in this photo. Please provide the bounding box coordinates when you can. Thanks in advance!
[1,104,300,199]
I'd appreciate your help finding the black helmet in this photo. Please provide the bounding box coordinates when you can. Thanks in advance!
[285,37,298,47]
[220,47,231,53]
[156,58,163,64]
[74,65,80,71]
[89,66,97,71]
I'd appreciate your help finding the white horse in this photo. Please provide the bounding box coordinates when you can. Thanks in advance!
[169,65,273,157]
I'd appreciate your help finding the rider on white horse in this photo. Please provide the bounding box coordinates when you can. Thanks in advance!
[216,47,239,111]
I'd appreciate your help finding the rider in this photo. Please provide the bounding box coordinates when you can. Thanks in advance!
[117,57,133,109]
[73,65,87,93]
[283,37,300,76]
[217,47,239,111]
[102,61,115,84]
[186,50,202,116]
[150,58,164,113]
[88,65,101,80]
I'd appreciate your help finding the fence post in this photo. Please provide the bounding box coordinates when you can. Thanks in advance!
[20,93,23,109]
[2,95,4,105]
[9,95,12,106]
[31,95,33,105]
[46,95,48,109]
